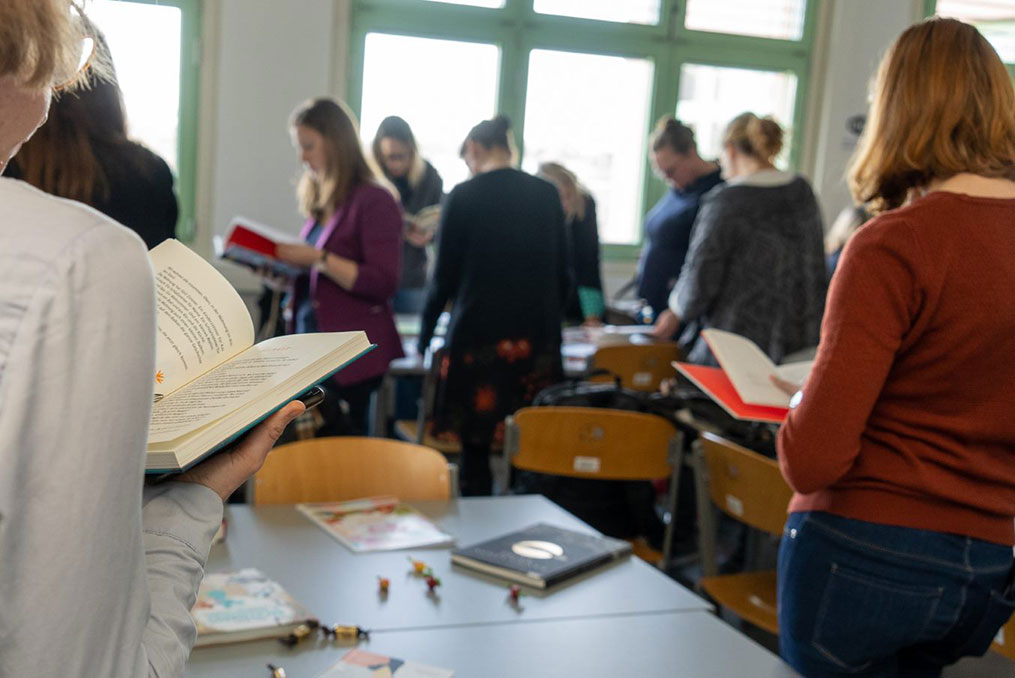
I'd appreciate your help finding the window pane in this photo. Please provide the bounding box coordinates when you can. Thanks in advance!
[676,63,797,166]
[422,0,505,7]
[87,1,182,172]
[533,0,661,25]
[522,50,654,245]
[359,34,500,191]
[684,0,806,41]
[936,1,1015,62]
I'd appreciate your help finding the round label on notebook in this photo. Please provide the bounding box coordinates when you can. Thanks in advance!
[511,540,565,559]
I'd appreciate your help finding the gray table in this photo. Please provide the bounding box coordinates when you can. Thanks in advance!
[188,610,800,678]
[187,495,721,676]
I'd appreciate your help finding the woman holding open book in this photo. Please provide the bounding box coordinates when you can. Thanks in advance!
[0,2,304,675]
[776,19,1015,676]
[277,97,404,436]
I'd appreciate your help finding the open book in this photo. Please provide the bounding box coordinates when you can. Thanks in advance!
[214,215,306,278]
[673,329,813,423]
[146,239,373,472]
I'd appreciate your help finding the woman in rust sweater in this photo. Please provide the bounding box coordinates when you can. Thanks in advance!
[776,19,1015,677]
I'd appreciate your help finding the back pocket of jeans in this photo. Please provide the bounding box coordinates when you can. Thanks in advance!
[812,562,943,672]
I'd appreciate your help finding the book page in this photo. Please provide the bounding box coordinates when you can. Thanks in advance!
[701,329,789,408]
[149,239,255,400]
[774,360,814,385]
[147,333,352,444]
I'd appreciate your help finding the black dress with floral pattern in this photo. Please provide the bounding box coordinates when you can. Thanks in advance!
[418,168,569,448]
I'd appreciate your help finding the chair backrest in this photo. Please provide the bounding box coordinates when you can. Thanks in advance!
[590,342,681,391]
[252,436,451,505]
[699,432,792,536]
[508,406,678,480]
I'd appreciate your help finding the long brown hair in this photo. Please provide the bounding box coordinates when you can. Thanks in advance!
[12,30,129,203]
[849,18,1015,214]
[291,97,378,220]
[371,115,425,188]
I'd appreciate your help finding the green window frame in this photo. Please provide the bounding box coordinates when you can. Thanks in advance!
[926,0,1015,78]
[95,0,201,243]
[348,0,817,259]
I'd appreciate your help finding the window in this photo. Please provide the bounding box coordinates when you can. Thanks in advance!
[522,50,654,244]
[533,0,662,25]
[359,33,500,190]
[349,0,816,253]
[933,0,1015,63]
[684,0,807,41]
[86,0,200,241]
[676,64,798,167]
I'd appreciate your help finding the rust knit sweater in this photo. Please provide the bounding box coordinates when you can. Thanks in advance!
[778,191,1015,545]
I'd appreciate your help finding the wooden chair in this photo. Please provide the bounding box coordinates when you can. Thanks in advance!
[693,431,793,635]
[505,406,683,570]
[252,436,455,505]
[589,342,681,392]
[992,612,1015,660]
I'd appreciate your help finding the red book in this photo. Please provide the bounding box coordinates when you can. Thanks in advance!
[216,217,305,278]
[673,362,788,424]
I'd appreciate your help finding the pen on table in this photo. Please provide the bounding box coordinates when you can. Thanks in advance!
[267,663,286,678]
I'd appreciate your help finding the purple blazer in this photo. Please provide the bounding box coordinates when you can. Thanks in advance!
[290,182,405,385]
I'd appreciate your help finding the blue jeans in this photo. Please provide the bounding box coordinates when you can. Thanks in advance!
[778,511,1015,678]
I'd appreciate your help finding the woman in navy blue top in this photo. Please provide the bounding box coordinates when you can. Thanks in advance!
[636,116,722,318]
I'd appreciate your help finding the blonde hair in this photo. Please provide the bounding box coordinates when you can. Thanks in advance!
[849,18,1015,215]
[723,112,783,163]
[0,1,90,89]
[537,162,587,221]
[290,97,381,220]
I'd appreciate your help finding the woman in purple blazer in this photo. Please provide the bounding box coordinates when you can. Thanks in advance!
[275,97,404,435]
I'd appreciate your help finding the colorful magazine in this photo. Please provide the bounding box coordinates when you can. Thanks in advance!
[297,496,454,552]
[191,568,316,647]
[317,649,453,677]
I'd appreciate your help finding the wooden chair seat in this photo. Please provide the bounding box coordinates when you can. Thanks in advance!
[700,570,779,635]
[393,419,462,456]
[993,612,1015,660]
[253,436,453,504]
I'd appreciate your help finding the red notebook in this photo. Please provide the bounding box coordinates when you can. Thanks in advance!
[217,218,305,278]
[673,362,788,424]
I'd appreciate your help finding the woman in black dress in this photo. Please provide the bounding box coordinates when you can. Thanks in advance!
[418,115,569,495]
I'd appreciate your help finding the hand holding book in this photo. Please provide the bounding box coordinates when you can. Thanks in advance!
[176,400,304,500]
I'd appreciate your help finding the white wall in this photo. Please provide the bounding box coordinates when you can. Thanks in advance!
[195,0,924,294]
[198,0,341,289]
[809,0,925,226]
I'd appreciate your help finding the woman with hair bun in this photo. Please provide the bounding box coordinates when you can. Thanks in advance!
[418,115,569,495]
[652,111,826,366]
[637,115,723,320]
[776,18,1015,676]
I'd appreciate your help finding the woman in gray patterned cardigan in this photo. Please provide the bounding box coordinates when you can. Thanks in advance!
[651,112,826,365]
